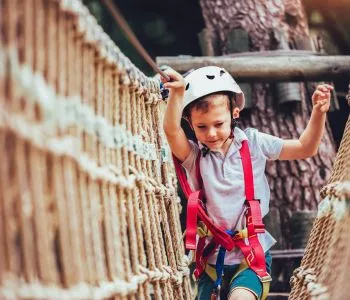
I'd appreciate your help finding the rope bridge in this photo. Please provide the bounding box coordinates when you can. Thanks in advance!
[289,96,350,298]
[0,0,192,298]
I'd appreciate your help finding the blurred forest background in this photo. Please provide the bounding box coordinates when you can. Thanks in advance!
[83,0,349,147]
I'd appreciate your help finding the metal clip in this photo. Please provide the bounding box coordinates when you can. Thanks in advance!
[160,82,169,100]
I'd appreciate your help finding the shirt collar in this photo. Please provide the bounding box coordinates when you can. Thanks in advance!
[232,127,248,149]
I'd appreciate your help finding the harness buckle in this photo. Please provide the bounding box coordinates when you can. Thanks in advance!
[232,231,243,240]
[257,274,272,283]
[232,228,248,240]
[254,224,265,233]
[197,222,210,237]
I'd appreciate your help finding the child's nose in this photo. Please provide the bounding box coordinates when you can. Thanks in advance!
[207,127,217,138]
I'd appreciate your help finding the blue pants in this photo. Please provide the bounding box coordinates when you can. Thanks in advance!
[197,252,272,300]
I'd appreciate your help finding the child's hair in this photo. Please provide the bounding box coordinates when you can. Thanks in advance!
[182,92,235,120]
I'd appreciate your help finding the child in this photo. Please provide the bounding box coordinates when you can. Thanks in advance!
[162,66,332,300]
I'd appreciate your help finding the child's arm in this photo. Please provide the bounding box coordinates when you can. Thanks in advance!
[278,84,333,160]
[162,69,192,162]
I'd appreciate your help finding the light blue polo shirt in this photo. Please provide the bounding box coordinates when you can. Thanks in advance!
[182,127,284,265]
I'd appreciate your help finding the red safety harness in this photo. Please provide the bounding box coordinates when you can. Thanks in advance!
[173,140,271,282]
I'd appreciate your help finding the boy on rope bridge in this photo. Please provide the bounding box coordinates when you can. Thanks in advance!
[161,66,332,300]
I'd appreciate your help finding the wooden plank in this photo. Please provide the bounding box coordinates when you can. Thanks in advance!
[227,28,250,53]
[156,53,350,82]
[198,28,219,56]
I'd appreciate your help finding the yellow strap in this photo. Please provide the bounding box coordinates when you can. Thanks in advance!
[205,261,270,300]
[204,264,217,281]
[261,281,270,300]
[205,260,248,282]
[197,223,249,239]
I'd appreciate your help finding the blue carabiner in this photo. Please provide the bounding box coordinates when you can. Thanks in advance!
[160,82,169,100]
[213,230,234,292]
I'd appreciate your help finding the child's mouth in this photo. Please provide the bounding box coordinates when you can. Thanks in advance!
[208,140,219,145]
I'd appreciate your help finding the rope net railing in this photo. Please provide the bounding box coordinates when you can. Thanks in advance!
[0,0,192,299]
[289,92,350,298]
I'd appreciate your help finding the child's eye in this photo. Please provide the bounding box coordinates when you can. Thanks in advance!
[197,125,206,129]
[215,123,224,127]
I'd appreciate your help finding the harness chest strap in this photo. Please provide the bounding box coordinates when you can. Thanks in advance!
[174,155,235,251]
[173,140,270,281]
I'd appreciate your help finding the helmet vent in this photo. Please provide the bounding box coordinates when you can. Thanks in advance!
[185,83,190,90]
[206,75,215,80]
[220,70,225,76]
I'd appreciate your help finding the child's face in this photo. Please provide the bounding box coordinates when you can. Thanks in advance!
[190,95,232,151]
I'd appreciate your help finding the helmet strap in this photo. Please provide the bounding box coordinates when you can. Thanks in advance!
[230,119,238,137]
[229,97,237,137]
[187,118,194,131]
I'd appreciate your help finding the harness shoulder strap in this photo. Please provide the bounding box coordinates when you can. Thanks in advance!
[173,153,234,251]
[173,155,192,199]
[240,141,265,232]
[239,141,270,282]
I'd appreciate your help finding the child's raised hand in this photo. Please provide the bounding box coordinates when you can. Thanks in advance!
[161,68,186,99]
[311,84,333,114]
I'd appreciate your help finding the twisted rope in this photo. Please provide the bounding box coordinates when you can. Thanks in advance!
[0,1,191,299]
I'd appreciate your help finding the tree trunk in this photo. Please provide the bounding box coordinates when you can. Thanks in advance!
[199,0,336,248]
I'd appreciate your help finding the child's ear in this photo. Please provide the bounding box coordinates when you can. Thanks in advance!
[232,107,240,119]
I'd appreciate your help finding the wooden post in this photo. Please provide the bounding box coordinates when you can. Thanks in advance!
[198,28,219,56]
[273,28,302,104]
[227,28,253,109]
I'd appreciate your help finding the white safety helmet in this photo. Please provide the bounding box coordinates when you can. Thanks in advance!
[183,66,245,112]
